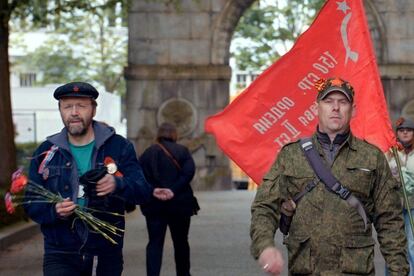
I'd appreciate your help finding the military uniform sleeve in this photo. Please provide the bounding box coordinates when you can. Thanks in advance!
[250,147,288,259]
[373,150,409,275]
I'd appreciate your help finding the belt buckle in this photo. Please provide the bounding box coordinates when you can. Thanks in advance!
[335,184,350,199]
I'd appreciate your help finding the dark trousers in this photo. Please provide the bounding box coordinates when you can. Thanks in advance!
[43,251,123,276]
[145,214,191,276]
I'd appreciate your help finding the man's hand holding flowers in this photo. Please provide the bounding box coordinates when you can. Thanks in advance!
[56,198,76,218]
[5,167,125,245]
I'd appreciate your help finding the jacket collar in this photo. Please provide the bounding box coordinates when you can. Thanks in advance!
[47,121,115,151]
[346,134,358,151]
[312,128,357,151]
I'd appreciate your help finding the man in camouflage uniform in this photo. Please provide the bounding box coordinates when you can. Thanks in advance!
[250,77,409,275]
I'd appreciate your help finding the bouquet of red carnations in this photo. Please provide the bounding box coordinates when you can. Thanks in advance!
[4,168,124,244]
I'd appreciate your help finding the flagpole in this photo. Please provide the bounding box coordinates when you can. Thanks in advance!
[391,146,414,237]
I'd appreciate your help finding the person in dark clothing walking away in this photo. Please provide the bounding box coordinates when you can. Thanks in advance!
[25,82,153,276]
[140,122,197,276]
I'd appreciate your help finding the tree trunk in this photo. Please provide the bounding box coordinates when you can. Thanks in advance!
[0,1,17,189]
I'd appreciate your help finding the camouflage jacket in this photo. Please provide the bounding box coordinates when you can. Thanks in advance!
[250,133,409,275]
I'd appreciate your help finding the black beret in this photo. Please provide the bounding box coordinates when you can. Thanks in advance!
[54,82,99,100]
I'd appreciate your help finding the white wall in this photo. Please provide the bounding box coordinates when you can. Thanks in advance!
[12,84,126,143]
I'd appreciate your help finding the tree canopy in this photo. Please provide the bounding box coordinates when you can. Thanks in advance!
[10,0,128,94]
[232,0,325,72]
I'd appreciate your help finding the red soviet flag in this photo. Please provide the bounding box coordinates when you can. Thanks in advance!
[205,0,395,184]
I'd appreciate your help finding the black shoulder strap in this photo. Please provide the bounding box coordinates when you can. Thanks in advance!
[156,142,181,170]
[300,137,368,230]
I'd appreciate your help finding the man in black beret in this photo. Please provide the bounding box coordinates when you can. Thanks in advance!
[25,81,153,275]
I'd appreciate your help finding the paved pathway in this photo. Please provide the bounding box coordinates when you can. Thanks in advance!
[0,190,386,275]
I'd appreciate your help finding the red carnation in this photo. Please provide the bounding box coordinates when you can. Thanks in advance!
[4,192,15,214]
[10,168,28,194]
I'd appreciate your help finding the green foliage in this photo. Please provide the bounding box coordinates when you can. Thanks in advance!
[65,11,127,95]
[10,0,129,29]
[232,0,325,72]
[9,0,199,95]
[10,0,129,95]
[12,36,84,85]
[15,142,39,172]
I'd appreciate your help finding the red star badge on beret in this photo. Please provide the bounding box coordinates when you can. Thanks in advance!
[73,86,79,92]
[330,78,343,86]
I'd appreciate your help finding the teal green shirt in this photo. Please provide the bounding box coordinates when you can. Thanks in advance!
[69,140,95,207]
[69,140,95,176]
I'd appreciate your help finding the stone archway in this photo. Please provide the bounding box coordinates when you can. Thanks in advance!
[125,0,255,190]
[374,1,414,123]
[126,0,414,190]
[210,0,256,64]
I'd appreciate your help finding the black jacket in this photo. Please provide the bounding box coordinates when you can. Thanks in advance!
[139,138,196,217]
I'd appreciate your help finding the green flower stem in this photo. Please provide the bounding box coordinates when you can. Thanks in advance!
[16,180,126,244]
[82,207,124,217]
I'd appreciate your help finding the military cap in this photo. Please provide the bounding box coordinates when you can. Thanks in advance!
[396,117,414,130]
[53,82,99,100]
[314,77,354,102]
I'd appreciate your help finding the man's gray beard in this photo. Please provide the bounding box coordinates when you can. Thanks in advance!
[66,122,88,136]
